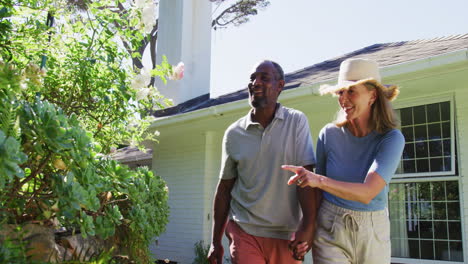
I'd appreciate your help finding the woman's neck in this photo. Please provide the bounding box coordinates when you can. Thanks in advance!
[346,118,372,137]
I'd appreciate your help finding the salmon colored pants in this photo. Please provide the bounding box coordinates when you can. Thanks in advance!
[225,220,302,264]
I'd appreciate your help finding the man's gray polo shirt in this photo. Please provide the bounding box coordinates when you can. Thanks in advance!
[219,104,315,240]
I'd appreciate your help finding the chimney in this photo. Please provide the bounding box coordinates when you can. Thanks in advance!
[156,0,212,105]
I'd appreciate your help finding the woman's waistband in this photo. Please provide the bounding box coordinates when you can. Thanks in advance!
[320,199,388,218]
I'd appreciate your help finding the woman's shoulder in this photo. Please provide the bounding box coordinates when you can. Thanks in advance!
[380,128,405,144]
[321,123,340,132]
[383,128,404,138]
[319,123,342,136]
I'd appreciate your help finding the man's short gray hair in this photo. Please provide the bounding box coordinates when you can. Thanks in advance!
[260,60,285,81]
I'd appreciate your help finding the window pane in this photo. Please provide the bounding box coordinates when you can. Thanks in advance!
[432,182,446,201]
[435,241,449,260]
[407,220,419,238]
[418,182,430,200]
[403,160,416,173]
[407,201,419,220]
[442,121,450,138]
[447,202,461,220]
[421,240,434,259]
[427,103,440,122]
[419,221,434,239]
[430,158,444,171]
[433,221,448,239]
[416,159,429,172]
[444,157,452,171]
[446,181,459,200]
[415,142,428,158]
[414,105,427,124]
[449,242,464,262]
[429,140,443,157]
[428,123,442,140]
[449,221,462,240]
[440,102,450,121]
[402,126,414,142]
[401,108,413,126]
[443,139,451,156]
[414,125,427,141]
[419,202,432,220]
[403,143,415,159]
[433,202,446,220]
[409,240,420,258]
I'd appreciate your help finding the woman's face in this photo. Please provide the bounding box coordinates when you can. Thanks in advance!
[336,83,376,122]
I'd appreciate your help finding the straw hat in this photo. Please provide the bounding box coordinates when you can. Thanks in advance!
[319,58,399,101]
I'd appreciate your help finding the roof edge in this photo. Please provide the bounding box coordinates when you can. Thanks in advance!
[380,48,468,78]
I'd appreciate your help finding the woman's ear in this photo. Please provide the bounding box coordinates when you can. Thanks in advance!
[369,90,377,105]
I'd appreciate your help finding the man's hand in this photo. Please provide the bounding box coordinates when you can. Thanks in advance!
[207,243,224,264]
[289,226,313,261]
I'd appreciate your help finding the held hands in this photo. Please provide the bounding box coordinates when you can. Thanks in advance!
[207,243,224,264]
[289,230,311,261]
[281,165,321,188]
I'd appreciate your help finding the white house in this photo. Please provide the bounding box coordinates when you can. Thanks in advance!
[134,2,468,263]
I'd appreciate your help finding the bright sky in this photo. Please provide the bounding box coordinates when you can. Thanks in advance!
[210,0,468,98]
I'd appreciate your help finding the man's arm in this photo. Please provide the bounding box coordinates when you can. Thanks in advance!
[290,164,322,258]
[207,178,236,264]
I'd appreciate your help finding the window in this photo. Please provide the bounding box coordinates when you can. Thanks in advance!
[390,98,463,263]
[389,181,463,262]
[395,101,455,177]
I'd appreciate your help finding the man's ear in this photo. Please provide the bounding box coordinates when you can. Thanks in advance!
[277,79,285,94]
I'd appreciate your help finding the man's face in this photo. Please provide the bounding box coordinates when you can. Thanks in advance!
[248,62,284,109]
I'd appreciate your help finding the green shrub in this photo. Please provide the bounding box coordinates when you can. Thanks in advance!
[192,240,210,264]
[0,1,175,263]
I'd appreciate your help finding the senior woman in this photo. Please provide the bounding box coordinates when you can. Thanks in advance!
[283,58,405,264]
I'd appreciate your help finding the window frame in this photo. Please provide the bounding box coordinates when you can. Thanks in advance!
[392,94,456,178]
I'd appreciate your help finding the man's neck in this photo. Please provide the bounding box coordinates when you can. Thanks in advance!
[251,103,278,128]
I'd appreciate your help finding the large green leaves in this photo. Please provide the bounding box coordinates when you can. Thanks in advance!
[0,130,27,187]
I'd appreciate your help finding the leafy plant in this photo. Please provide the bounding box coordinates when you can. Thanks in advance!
[0,0,173,263]
[192,240,210,264]
[0,225,31,264]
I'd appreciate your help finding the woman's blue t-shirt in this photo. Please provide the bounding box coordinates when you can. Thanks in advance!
[316,123,405,211]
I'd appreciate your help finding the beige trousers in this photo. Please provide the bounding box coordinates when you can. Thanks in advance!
[313,200,391,264]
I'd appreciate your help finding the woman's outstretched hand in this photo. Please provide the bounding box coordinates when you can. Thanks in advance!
[281,165,321,188]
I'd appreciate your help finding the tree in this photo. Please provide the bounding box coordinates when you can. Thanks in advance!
[0,0,172,262]
[0,0,268,262]
[211,0,270,29]
[105,0,270,83]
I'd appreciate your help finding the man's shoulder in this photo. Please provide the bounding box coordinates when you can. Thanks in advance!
[225,113,249,133]
[280,105,307,120]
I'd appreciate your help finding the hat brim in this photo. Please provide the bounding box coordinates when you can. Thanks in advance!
[319,78,399,101]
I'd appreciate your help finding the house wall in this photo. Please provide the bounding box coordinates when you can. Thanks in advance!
[149,116,233,263]
[150,61,468,263]
[149,127,208,263]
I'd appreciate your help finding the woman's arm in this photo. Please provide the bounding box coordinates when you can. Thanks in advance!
[283,165,385,204]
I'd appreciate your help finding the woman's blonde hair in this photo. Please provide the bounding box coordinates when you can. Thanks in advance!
[334,83,399,133]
